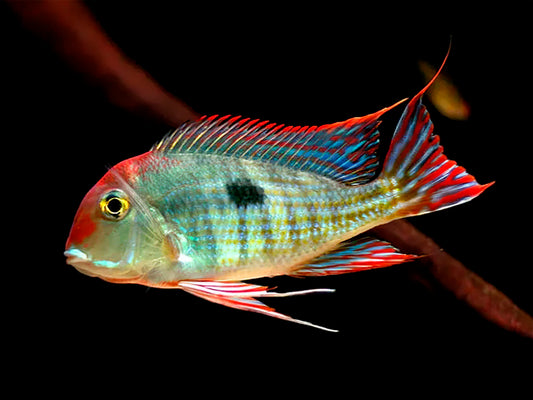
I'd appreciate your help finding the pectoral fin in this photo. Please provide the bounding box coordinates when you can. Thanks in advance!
[178,280,337,332]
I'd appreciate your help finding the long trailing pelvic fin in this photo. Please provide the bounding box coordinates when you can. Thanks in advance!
[178,280,338,332]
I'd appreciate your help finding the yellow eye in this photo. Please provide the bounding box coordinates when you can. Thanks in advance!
[100,190,130,220]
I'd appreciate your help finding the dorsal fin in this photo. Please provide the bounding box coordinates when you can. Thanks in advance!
[152,99,405,185]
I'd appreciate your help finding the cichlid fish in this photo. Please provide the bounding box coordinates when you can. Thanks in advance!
[65,55,492,331]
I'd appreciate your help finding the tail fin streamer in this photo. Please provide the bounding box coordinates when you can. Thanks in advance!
[381,48,493,217]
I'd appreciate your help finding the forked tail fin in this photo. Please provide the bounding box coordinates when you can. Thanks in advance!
[380,49,493,218]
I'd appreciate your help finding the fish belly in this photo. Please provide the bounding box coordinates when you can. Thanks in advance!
[144,154,399,281]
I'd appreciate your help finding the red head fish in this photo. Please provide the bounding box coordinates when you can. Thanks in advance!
[65,51,492,331]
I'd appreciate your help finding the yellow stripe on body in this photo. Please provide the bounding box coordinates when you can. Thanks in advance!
[213,204,240,269]
[209,175,400,277]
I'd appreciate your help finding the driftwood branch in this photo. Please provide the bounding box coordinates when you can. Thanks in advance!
[372,220,533,339]
[11,0,532,338]
[7,0,199,126]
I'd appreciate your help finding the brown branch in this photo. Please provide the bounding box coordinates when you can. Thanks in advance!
[11,0,532,338]
[372,220,533,339]
[7,0,199,126]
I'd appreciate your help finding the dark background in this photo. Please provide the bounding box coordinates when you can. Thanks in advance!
[2,1,531,396]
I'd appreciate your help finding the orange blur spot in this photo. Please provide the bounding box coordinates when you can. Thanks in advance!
[418,60,471,121]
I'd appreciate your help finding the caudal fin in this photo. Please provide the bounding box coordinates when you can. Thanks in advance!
[380,49,493,218]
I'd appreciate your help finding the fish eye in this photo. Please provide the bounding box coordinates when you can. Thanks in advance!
[99,190,130,220]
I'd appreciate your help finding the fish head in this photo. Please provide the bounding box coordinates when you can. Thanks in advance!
[65,166,166,284]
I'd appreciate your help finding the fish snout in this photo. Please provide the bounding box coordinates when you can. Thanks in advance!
[64,247,90,266]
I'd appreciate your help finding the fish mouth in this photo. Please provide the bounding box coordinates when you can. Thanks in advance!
[64,248,102,278]
[64,248,141,281]
[64,248,90,264]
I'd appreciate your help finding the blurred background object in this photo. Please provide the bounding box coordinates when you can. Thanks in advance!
[418,58,471,120]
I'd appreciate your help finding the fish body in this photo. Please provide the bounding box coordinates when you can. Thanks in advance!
[90,151,398,284]
[65,54,492,331]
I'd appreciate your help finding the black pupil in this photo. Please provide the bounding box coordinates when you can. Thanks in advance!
[107,197,123,214]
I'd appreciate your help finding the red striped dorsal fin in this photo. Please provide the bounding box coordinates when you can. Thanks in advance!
[152,99,405,185]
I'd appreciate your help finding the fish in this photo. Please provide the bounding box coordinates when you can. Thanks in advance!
[65,53,492,332]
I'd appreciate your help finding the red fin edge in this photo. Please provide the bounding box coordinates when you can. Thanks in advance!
[178,280,338,332]
[381,44,493,217]
[292,236,419,277]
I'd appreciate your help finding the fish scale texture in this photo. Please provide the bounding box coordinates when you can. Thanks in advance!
[128,152,398,280]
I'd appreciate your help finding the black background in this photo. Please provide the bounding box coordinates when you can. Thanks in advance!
[2,1,532,396]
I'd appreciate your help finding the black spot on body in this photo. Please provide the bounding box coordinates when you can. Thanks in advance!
[226,178,265,208]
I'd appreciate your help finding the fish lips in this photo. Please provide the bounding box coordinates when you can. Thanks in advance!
[64,248,140,281]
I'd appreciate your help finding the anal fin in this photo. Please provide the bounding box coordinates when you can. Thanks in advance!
[178,280,337,332]
[291,236,419,277]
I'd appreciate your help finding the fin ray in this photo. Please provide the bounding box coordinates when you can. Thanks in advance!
[178,280,337,332]
[291,236,418,277]
[380,48,493,217]
[152,100,405,185]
